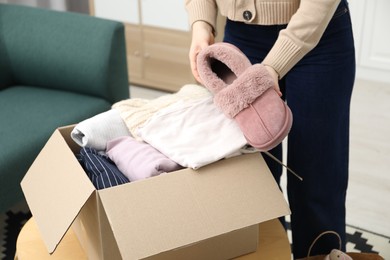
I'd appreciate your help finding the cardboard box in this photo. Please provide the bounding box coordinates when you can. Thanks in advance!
[21,125,290,260]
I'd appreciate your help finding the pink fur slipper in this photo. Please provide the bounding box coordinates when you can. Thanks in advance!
[197,42,293,151]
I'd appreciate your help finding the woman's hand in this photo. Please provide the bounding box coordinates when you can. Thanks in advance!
[189,21,215,83]
[264,65,282,97]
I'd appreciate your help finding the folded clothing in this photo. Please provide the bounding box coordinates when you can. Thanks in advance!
[138,97,250,169]
[76,147,129,190]
[71,109,130,151]
[112,84,211,140]
[106,136,183,182]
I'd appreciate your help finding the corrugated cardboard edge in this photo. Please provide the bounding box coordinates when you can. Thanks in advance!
[21,126,95,253]
[98,153,291,259]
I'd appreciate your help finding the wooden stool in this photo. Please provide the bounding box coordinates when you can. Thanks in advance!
[15,218,291,260]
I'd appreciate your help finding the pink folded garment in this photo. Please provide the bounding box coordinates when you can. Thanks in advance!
[197,42,293,151]
[106,136,183,182]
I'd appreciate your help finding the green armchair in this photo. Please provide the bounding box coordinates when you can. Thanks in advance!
[0,4,129,212]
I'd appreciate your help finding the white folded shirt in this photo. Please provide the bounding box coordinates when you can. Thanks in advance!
[138,97,249,169]
[71,109,130,151]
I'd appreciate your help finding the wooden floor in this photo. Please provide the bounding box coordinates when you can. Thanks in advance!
[347,79,390,237]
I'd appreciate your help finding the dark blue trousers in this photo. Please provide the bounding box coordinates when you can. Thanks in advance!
[224,1,356,258]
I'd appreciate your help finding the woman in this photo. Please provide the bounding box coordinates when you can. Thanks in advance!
[185,0,356,258]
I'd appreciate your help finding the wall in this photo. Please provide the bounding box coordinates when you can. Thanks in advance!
[349,0,390,83]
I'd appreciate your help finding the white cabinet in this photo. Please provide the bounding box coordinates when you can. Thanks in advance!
[91,0,195,92]
[93,0,139,24]
[93,0,189,30]
[141,0,189,31]
[349,0,390,83]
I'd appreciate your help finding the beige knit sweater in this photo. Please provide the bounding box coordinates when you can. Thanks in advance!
[185,0,342,78]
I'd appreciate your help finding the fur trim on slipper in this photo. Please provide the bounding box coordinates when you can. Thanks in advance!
[214,64,275,118]
[196,42,251,93]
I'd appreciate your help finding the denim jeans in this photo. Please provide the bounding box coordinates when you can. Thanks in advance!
[224,0,356,258]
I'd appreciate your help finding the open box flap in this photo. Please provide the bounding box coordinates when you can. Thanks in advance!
[21,127,95,254]
[98,153,290,260]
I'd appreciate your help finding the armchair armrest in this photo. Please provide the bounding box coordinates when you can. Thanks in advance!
[0,4,129,103]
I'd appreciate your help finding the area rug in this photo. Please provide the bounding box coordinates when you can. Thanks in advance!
[0,201,31,260]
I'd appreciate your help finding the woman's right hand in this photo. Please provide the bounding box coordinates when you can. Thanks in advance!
[189,21,215,84]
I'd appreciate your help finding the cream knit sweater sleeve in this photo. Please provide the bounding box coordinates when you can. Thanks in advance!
[185,0,342,78]
[185,0,218,32]
[262,0,341,78]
